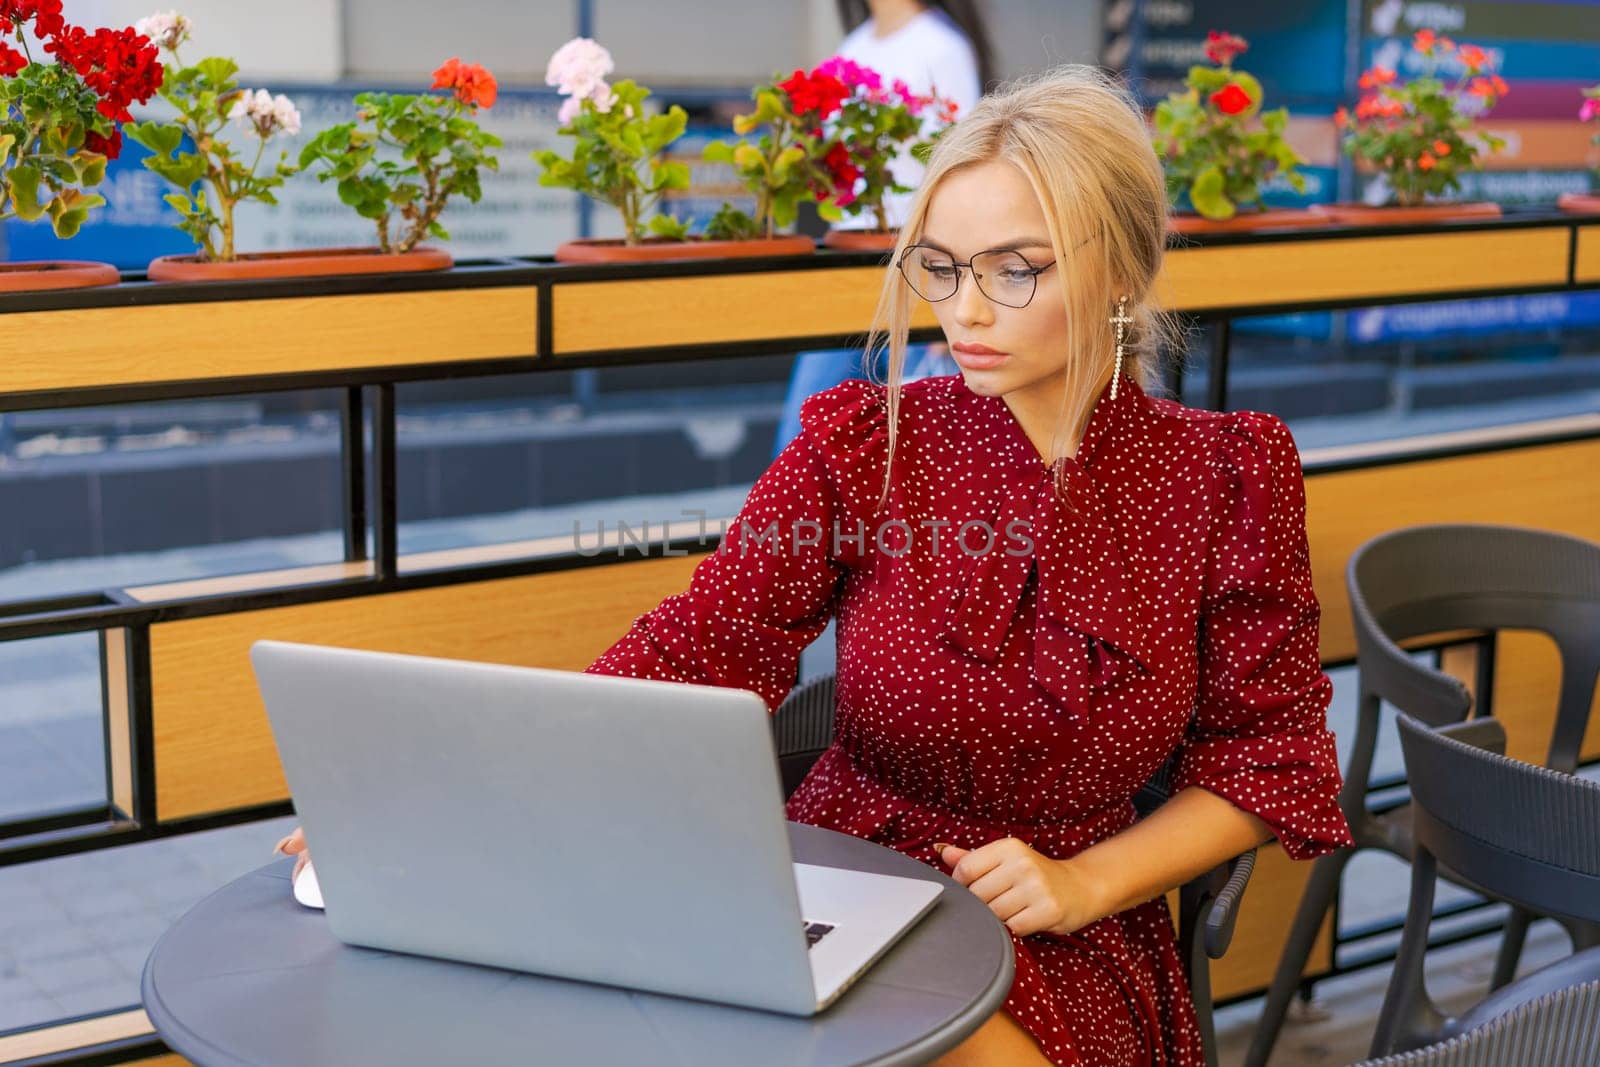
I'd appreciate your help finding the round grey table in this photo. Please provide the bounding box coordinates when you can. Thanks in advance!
[143,823,1015,1066]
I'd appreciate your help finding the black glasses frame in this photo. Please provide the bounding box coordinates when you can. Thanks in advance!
[896,245,1059,309]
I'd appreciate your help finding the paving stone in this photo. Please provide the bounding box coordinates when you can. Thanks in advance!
[23,948,124,997]
[0,994,63,1034]
[49,978,139,1021]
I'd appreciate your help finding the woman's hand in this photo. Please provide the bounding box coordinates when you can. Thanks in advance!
[274,827,311,880]
[933,838,1106,938]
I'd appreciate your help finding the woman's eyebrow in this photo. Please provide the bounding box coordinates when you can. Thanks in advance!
[918,235,1055,254]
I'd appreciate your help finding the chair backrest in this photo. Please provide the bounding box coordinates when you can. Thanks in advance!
[770,673,836,799]
[1352,978,1600,1066]
[1348,524,1600,768]
[1398,713,1600,927]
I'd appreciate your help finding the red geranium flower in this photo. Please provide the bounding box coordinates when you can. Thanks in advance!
[1203,30,1248,67]
[431,57,497,110]
[1209,83,1252,115]
[1355,94,1406,122]
[1467,74,1508,100]
[45,24,163,122]
[1358,67,1396,91]
[1457,44,1487,73]
[83,127,121,160]
[777,68,849,119]
[0,40,25,76]
[0,0,65,39]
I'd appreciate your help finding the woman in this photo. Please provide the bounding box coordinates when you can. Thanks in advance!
[283,66,1353,1064]
[583,66,1354,1064]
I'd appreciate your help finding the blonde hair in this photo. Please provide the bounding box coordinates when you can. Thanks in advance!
[867,64,1175,504]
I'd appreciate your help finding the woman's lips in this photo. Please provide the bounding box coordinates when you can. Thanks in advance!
[951,342,1009,370]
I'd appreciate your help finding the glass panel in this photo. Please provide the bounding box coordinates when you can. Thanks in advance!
[0,633,104,825]
[0,391,349,605]
[394,354,800,559]
[1228,293,1600,451]
[0,815,297,1035]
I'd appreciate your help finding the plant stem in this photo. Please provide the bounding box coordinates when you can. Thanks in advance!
[401,165,442,253]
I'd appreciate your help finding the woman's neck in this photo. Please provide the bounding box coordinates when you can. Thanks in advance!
[867,0,927,38]
[1003,369,1113,467]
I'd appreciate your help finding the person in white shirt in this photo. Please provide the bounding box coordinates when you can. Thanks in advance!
[773,0,991,459]
[832,0,987,232]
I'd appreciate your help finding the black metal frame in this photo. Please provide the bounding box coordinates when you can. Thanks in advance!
[1,212,1598,1057]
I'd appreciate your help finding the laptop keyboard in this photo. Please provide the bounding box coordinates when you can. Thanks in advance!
[803,921,835,949]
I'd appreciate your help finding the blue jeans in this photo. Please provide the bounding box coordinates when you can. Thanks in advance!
[771,344,954,460]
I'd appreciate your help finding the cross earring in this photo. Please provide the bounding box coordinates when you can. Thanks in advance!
[1110,295,1132,400]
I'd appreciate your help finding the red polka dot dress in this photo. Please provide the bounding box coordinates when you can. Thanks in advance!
[586,371,1355,1065]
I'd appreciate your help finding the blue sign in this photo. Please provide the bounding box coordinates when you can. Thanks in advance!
[3,137,196,267]
[1348,292,1600,344]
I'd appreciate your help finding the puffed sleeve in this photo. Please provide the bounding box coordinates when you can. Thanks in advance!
[584,380,888,712]
[1170,412,1355,860]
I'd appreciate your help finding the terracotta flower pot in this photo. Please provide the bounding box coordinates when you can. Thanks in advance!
[146,246,454,283]
[823,228,900,251]
[0,260,120,293]
[1168,208,1322,235]
[553,235,815,263]
[1307,201,1502,226]
[1556,192,1600,215]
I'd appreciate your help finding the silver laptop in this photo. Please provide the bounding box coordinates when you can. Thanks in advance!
[249,640,942,1016]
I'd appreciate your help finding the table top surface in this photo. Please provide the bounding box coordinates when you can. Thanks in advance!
[143,822,1015,1067]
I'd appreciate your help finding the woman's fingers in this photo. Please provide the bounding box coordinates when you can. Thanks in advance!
[293,851,309,880]
[274,827,306,856]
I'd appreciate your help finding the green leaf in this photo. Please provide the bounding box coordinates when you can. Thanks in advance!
[163,193,194,215]
[646,213,689,239]
[702,140,736,164]
[771,144,806,182]
[1189,165,1234,219]
[46,190,104,238]
[651,160,691,192]
[145,153,206,189]
[127,121,184,156]
[732,143,764,171]
[644,106,688,152]
[75,153,108,186]
[703,202,759,240]
[7,163,44,220]
[1187,67,1231,93]
[0,133,12,167]
[196,56,239,90]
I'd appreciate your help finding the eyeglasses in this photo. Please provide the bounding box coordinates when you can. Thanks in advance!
[897,245,1058,309]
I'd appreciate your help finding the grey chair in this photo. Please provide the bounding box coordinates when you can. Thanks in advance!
[1351,957,1600,1065]
[1246,524,1600,1067]
[772,673,1256,1067]
[1368,714,1600,1057]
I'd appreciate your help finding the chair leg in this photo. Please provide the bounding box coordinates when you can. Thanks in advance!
[1370,849,1447,1057]
[1489,905,1533,991]
[1188,898,1220,1067]
[1242,849,1351,1067]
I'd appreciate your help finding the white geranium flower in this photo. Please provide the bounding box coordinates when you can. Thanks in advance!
[545,37,614,99]
[229,88,302,140]
[135,11,191,51]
